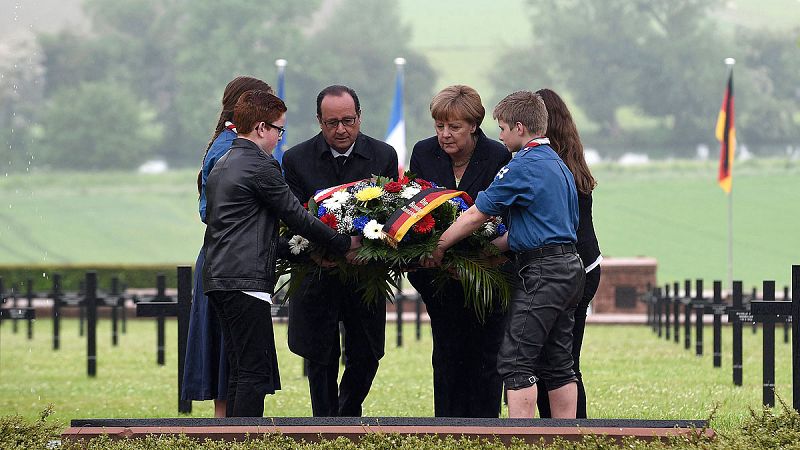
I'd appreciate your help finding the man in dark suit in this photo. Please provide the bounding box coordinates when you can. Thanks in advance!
[282,85,398,417]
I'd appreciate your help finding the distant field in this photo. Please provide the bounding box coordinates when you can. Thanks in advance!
[398,0,532,106]
[0,159,798,286]
[0,170,201,266]
[592,159,800,287]
[399,0,800,111]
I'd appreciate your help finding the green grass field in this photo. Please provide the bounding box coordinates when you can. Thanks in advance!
[592,160,800,287]
[0,170,201,266]
[0,318,796,433]
[1,160,798,286]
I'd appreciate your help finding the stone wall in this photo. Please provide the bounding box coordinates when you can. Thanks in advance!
[592,257,657,314]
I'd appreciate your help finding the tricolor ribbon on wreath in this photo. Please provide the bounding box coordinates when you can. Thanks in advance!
[312,180,364,203]
[284,175,506,316]
[383,188,470,247]
[311,181,472,248]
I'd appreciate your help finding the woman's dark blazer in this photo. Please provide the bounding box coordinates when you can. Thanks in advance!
[407,128,511,301]
[409,128,510,202]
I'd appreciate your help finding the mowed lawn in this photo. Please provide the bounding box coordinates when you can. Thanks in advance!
[592,160,800,287]
[0,160,798,286]
[0,317,795,432]
[0,170,202,265]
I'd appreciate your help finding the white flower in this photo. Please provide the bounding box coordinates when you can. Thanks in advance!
[331,190,351,203]
[480,221,497,237]
[337,215,354,234]
[322,196,344,210]
[382,192,399,203]
[288,235,310,255]
[400,186,420,199]
[362,219,385,240]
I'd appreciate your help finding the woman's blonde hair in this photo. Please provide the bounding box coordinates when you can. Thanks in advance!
[429,85,485,129]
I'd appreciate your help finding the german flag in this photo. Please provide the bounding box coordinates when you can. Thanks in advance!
[715,68,735,193]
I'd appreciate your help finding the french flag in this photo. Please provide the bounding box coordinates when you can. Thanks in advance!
[385,57,407,176]
[273,58,287,165]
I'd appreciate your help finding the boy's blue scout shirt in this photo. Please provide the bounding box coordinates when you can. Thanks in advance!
[474,143,579,253]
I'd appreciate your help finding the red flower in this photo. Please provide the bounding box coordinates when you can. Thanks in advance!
[384,181,403,193]
[320,213,338,230]
[412,214,435,234]
[416,179,433,190]
[460,193,474,206]
[303,202,309,209]
[398,174,410,185]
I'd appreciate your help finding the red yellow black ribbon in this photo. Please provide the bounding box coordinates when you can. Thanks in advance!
[382,187,467,246]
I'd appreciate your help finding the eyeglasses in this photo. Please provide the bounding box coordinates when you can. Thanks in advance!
[321,116,358,129]
[262,122,285,138]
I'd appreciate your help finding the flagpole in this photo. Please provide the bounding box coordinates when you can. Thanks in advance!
[725,57,735,292]
[385,57,407,175]
[394,56,406,83]
[274,58,287,163]
[275,58,287,92]
[394,57,406,170]
[728,155,733,292]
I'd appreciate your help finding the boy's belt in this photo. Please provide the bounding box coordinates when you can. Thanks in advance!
[515,243,577,265]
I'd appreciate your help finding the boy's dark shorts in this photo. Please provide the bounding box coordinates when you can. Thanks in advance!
[497,247,585,391]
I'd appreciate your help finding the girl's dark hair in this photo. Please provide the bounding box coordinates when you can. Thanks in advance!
[536,88,596,194]
[197,76,273,195]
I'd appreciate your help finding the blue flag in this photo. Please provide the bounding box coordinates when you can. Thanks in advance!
[273,60,287,164]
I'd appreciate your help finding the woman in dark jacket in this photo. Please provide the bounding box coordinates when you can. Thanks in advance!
[408,85,511,417]
[182,76,273,417]
[535,88,602,419]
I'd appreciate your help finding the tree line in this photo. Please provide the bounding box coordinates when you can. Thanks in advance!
[0,0,798,170]
[493,0,800,157]
[1,0,435,171]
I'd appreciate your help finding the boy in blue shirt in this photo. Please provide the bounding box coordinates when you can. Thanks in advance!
[423,91,585,418]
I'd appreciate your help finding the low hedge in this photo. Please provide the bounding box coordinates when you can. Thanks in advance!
[6,405,800,450]
[0,264,192,292]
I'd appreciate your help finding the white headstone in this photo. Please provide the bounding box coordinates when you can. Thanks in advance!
[618,153,649,166]
[138,159,168,174]
[696,144,709,160]
[584,148,602,165]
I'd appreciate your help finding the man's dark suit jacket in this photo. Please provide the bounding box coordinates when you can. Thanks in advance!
[282,132,398,364]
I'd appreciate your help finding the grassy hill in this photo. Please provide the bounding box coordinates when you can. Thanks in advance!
[1,159,798,286]
[593,159,800,288]
[1,0,798,286]
[7,0,797,106]
[399,0,800,109]
[0,170,201,266]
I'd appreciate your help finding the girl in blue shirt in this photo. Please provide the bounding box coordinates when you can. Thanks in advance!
[182,76,273,417]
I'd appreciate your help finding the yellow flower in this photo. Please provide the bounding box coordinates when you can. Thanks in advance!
[354,186,383,202]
